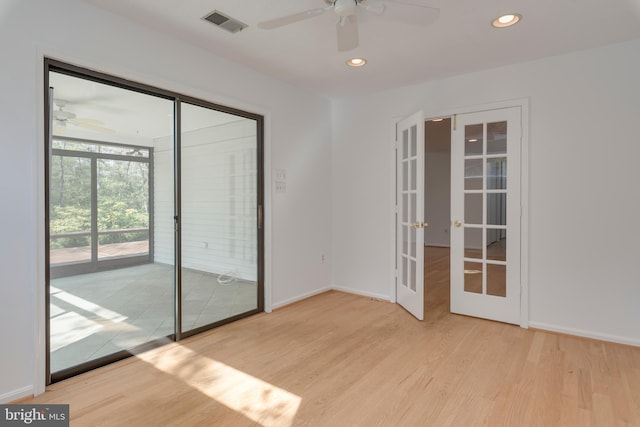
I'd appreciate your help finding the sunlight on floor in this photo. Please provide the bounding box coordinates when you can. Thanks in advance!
[51,286,128,323]
[49,309,103,352]
[137,345,301,427]
[50,286,129,353]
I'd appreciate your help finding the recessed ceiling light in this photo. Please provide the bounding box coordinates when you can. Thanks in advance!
[346,58,367,67]
[492,13,521,28]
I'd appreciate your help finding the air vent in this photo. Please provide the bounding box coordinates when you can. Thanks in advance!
[202,10,248,34]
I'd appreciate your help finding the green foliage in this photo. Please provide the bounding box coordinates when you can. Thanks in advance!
[50,205,91,249]
[50,145,151,250]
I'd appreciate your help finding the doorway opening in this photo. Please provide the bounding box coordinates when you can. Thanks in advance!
[424,118,452,316]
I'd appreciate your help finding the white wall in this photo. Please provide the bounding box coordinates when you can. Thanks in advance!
[332,39,640,345]
[180,120,258,281]
[0,0,332,402]
[424,151,451,247]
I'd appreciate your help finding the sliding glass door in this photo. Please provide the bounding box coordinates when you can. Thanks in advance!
[46,61,263,383]
[180,102,261,335]
[47,67,176,380]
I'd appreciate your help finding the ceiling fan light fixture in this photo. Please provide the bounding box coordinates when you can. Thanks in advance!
[492,13,521,28]
[346,58,367,67]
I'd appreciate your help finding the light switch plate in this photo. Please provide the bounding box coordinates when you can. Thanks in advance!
[275,168,287,193]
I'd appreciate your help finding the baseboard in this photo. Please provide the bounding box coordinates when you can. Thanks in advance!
[331,285,390,302]
[271,285,391,310]
[271,287,332,310]
[529,321,640,347]
[0,386,33,404]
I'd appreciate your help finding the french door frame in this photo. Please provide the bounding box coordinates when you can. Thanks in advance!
[43,59,266,384]
[389,98,529,328]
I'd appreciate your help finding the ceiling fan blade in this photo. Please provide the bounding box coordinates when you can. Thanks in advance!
[337,15,359,52]
[361,0,385,15]
[73,118,104,126]
[70,119,115,134]
[258,8,326,29]
[390,0,437,7]
[382,0,440,26]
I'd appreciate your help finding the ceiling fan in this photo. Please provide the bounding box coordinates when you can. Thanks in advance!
[258,0,440,52]
[53,100,115,135]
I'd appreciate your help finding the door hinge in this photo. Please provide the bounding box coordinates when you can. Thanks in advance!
[453,114,457,131]
[258,205,263,229]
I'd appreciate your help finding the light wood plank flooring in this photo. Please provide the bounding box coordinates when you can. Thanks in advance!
[20,247,640,426]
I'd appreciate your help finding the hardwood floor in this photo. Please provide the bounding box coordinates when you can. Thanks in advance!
[20,247,640,426]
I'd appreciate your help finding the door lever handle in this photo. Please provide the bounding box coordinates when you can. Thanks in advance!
[411,222,429,229]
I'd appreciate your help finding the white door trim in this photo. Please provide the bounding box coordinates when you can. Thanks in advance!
[389,98,529,328]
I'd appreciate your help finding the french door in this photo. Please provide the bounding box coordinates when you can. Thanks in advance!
[450,107,521,324]
[395,111,426,320]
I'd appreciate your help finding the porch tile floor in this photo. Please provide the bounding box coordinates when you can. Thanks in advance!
[50,263,257,373]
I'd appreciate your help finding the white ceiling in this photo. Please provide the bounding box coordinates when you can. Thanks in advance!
[50,71,243,142]
[81,0,640,99]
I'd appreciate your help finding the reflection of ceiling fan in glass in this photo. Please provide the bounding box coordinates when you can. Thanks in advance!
[258,0,440,52]
[53,100,115,135]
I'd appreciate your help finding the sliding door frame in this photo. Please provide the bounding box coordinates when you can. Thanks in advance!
[44,58,265,383]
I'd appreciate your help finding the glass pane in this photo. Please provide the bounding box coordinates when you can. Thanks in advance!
[487,121,507,155]
[487,264,506,297]
[410,193,416,223]
[402,193,408,222]
[403,130,409,160]
[410,125,417,157]
[410,159,417,190]
[402,225,409,256]
[464,193,483,225]
[464,228,483,259]
[486,229,506,261]
[49,155,92,265]
[402,256,408,287]
[464,261,483,294]
[487,193,507,226]
[52,139,98,152]
[464,159,483,190]
[402,160,409,191]
[464,124,483,156]
[410,226,416,258]
[97,159,150,260]
[410,259,417,292]
[181,102,258,332]
[48,70,174,374]
[487,158,507,190]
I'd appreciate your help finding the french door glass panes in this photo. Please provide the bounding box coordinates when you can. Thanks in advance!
[462,121,507,296]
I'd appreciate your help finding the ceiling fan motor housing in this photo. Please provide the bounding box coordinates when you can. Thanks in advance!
[333,0,358,17]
